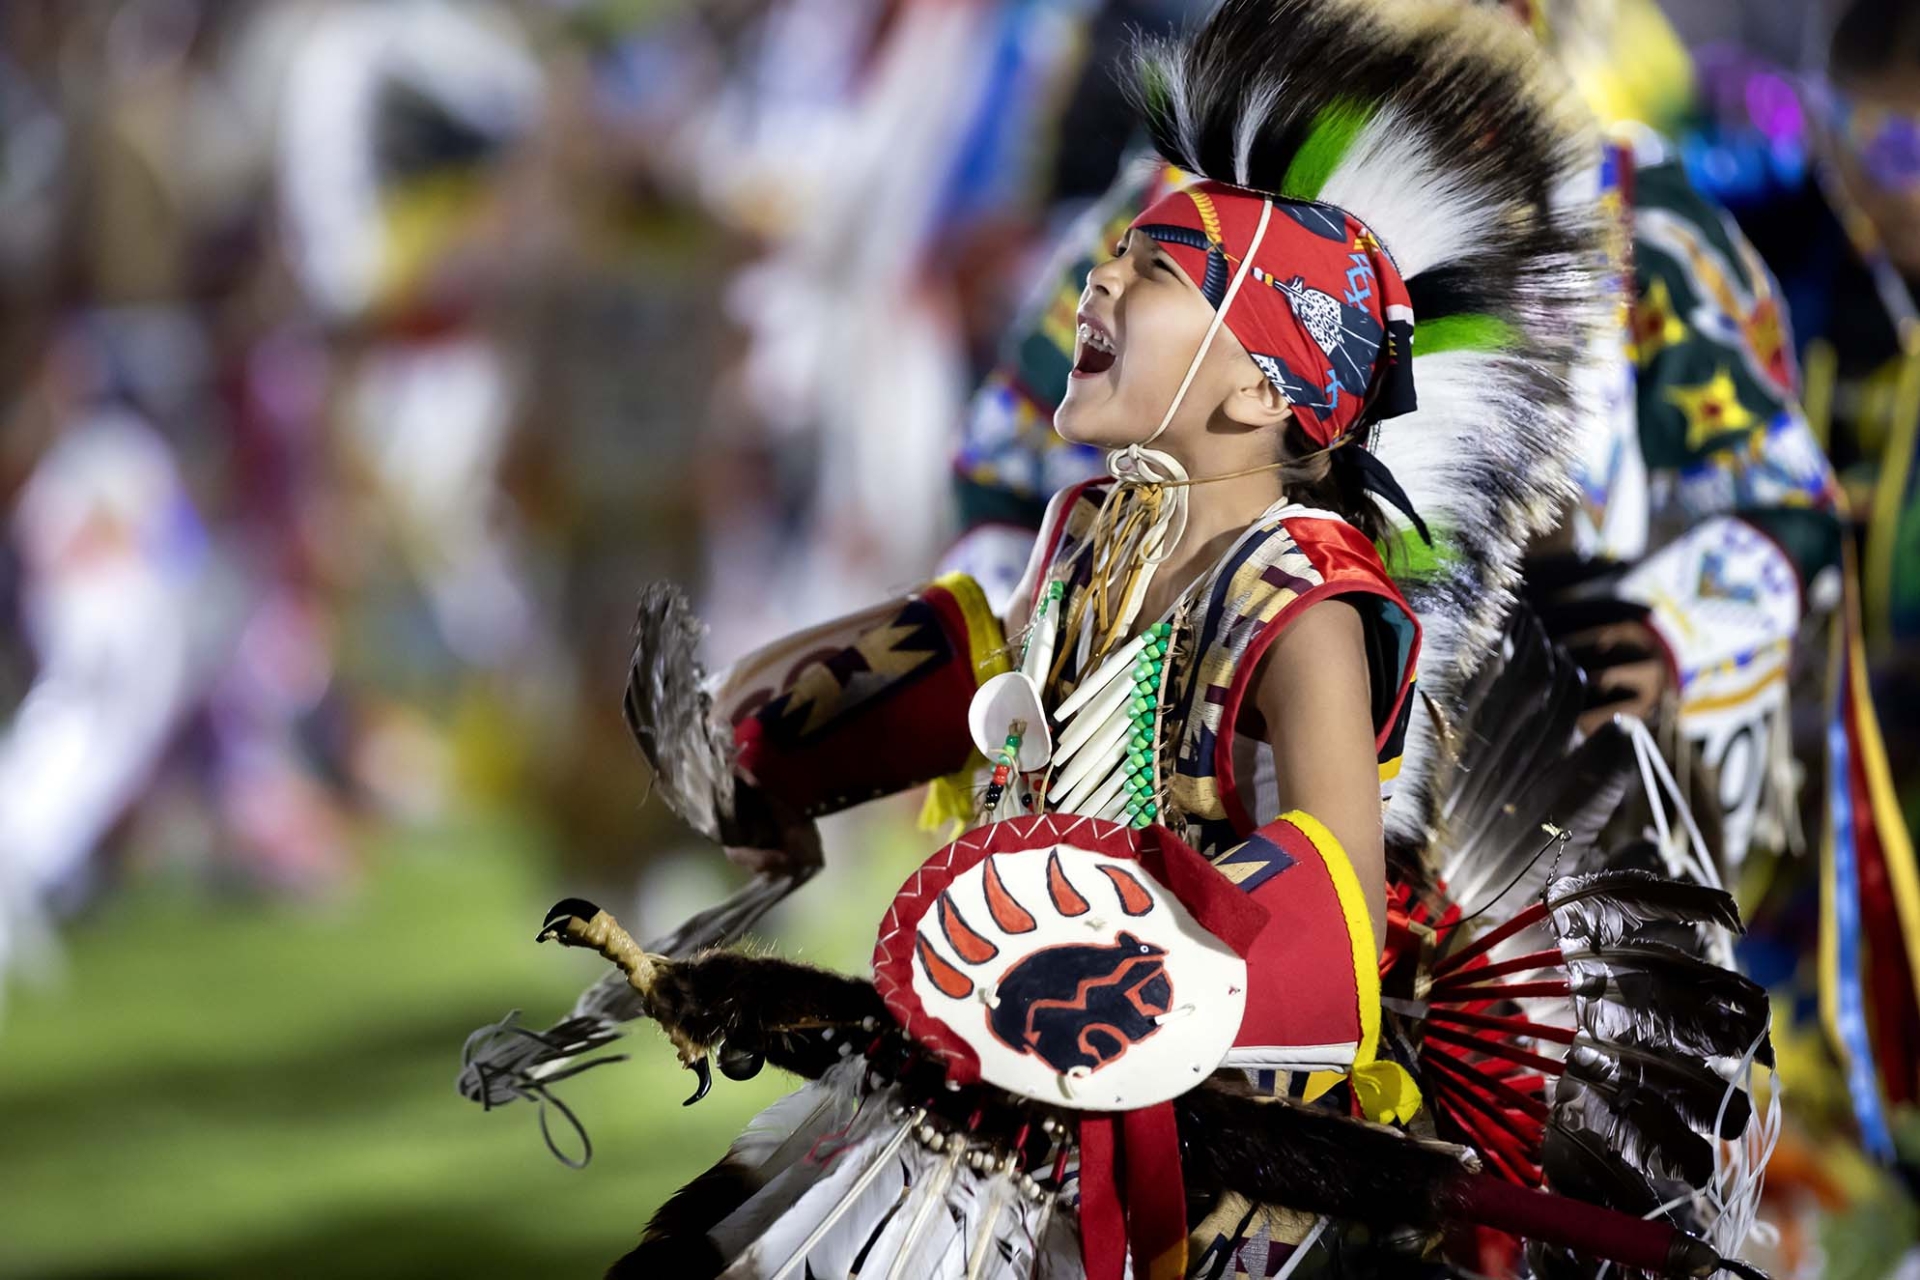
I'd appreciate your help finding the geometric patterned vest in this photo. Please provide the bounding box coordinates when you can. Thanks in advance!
[1031,480,1421,860]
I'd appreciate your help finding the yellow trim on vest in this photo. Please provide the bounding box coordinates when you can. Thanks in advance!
[917,573,1010,835]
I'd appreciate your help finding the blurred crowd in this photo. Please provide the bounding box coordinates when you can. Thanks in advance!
[3,0,1920,1268]
[0,0,1201,985]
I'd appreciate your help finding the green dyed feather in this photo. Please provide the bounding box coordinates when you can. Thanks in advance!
[1279,99,1373,200]
[1377,521,1456,579]
[1413,314,1517,355]
[1136,59,1173,122]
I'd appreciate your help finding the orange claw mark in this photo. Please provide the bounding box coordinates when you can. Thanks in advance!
[938,892,1000,964]
[1047,851,1090,917]
[916,934,974,999]
[1099,864,1155,916]
[983,857,1037,934]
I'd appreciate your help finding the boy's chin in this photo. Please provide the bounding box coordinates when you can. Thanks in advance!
[1053,402,1132,450]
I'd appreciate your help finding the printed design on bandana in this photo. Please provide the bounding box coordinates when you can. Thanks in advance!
[1129,180,1415,446]
[1141,185,1237,307]
[1250,353,1338,419]
[1280,202,1349,242]
[1280,278,1344,357]
[1251,266,1385,400]
[1137,223,1233,308]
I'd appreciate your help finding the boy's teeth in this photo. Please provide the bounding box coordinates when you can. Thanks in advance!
[1077,323,1115,354]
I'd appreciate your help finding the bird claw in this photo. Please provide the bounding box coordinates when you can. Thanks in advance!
[682,1055,713,1106]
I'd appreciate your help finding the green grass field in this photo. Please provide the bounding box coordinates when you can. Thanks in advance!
[10,808,1917,1279]
[0,812,921,1279]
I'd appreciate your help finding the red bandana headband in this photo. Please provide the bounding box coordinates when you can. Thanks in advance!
[1128,180,1417,448]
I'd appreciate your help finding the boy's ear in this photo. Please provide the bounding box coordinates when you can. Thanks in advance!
[1220,366,1294,430]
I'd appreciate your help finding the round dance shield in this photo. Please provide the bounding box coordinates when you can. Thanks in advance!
[873,816,1248,1110]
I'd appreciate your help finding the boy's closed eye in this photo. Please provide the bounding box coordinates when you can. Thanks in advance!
[1114,236,1176,276]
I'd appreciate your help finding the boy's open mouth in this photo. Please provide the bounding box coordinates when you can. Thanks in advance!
[1073,320,1118,376]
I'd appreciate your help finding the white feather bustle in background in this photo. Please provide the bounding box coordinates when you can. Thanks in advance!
[708,1058,1084,1280]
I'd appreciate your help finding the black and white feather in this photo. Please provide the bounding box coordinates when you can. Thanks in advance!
[624,582,741,844]
[624,582,808,858]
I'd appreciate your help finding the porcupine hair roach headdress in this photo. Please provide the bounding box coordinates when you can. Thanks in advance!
[1130,0,1610,843]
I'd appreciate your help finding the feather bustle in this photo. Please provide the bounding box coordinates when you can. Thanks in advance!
[713,1102,916,1279]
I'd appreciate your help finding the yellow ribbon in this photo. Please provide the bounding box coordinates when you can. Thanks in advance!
[1351,1059,1425,1126]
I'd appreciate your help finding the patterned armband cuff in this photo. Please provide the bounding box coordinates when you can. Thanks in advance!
[1212,812,1382,1084]
[728,573,1009,819]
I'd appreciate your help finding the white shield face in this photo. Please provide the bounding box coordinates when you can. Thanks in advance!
[906,844,1247,1110]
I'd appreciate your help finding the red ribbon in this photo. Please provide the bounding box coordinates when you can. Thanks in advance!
[1078,1103,1188,1280]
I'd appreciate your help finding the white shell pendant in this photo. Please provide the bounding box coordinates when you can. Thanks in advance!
[967,671,1053,772]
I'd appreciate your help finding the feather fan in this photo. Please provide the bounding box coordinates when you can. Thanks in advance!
[1027,1197,1081,1280]
[1537,1124,1669,1222]
[1563,940,1767,1029]
[1577,983,1773,1069]
[858,1140,966,1279]
[1546,868,1768,1062]
[729,1058,866,1182]
[1424,608,1624,909]
[1552,1078,1714,1189]
[623,582,735,842]
[1565,1041,1750,1140]
[1443,615,1579,830]
[1444,723,1632,909]
[1546,868,1742,945]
